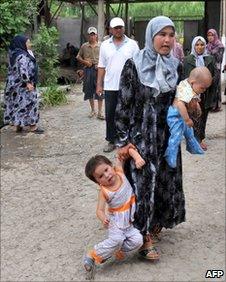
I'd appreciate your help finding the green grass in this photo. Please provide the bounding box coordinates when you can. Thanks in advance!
[41,86,68,107]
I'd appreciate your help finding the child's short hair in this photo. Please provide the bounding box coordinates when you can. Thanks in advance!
[85,155,113,183]
[189,66,212,83]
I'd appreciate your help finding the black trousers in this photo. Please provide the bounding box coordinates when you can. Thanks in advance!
[104,90,119,143]
[192,97,210,142]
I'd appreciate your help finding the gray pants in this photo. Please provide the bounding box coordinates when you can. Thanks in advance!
[93,224,143,263]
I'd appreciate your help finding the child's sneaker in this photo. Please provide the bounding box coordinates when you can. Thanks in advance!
[83,256,95,280]
[115,249,125,260]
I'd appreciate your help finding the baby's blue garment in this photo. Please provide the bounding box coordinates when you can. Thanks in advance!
[165,106,204,168]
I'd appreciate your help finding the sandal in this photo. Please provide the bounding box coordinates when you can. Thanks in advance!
[115,249,125,260]
[139,245,160,260]
[89,111,96,118]
[15,126,23,133]
[210,107,222,113]
[83,256,95,280]
[97,113,105,120]
[30,127,44,134]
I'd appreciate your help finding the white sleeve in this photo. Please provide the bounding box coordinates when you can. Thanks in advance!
[134,41,140,52]
[98,43,106,68]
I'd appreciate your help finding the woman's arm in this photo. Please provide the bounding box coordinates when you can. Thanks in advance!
[213,46,225,66]
[115,59,137,148]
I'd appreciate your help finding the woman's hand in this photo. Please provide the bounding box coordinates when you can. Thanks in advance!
[117,143,136,161]
[26,83,34,91]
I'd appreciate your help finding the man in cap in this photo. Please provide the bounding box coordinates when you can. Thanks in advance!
[77,27,104,119]
[97,17,139,152]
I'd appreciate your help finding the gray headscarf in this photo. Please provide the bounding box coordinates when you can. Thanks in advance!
[133,16,179,97]
[191,36,208,67]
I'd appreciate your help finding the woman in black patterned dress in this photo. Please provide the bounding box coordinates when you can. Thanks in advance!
[115,16,185,260]
[4,35,44,133]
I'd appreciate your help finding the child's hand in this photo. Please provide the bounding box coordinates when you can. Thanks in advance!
[102,218,110,228]
[117,143,136,161]
[185,118,193,127]
[135,157,146,169]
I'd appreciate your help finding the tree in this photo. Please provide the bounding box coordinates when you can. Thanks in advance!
[0,0,40,47]
[33,24,59,86]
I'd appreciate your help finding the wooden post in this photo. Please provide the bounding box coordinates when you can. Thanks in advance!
[106,0,110,26]
[80,3,85,46]
[33,12,38,34]
[125,0,129,35]
[220,0,225,38]
[205,0,221,35]
[220,0,225,77]
[44,0,51,26]
[97,0,105,41]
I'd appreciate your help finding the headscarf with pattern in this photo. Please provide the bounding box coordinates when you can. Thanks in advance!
[206,29,224,53]
[9,35,38,83]
[133,16,179,97]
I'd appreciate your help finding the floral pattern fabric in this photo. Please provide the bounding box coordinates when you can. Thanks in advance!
[4,53,39,126]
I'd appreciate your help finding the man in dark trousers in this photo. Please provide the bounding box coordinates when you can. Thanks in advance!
[96,17,139,152]
[77,27,104,119]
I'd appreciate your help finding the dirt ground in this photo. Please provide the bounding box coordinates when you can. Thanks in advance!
[1,84,225,282]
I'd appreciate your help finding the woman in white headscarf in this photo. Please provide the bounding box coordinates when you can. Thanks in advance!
[115,16,185,260]
[183,36,215,150]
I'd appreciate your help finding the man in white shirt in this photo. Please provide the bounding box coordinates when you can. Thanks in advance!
[97,17,139,152]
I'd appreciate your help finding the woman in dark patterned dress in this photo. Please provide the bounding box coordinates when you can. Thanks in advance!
[206,29,225,112]
[4,35,44,133]
[115,16,185,260]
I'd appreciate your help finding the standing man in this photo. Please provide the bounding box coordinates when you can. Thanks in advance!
[97,17,139,152]
[77,27,104,119]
